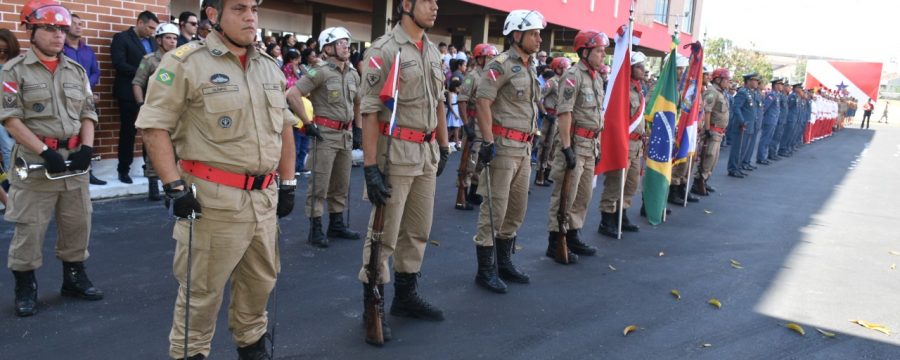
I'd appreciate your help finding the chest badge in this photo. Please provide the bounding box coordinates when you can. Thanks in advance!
[511,65,522,73]
[210,49,224,56]
[210,74,230,85]
[32,103,45,113]
[218,116,233,129]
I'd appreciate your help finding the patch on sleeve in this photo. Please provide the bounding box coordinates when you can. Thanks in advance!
[366,73,380,87]
[2,81,17,93]
[565,78,576,87]
[563,86,575,100]
[307,69,317,78]
[368,56,383,70]
[156,69,175,86]
[3,94,16,108]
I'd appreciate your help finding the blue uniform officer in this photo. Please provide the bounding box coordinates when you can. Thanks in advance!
[756,77,783,164]
[727,73,760,178]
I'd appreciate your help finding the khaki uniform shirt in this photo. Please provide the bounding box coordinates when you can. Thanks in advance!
[556,61,604,157]
[476,49,540,157]
[0,51,98,190]
[458,66,484,137]
[542,75,560,111]
[132,50,164,90]
[703,83,729,128]
[359,24,443,176]
[135,32,293,222]
[295,61,359,148]
[630,83,645,135]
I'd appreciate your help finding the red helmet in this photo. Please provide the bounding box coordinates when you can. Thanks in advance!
[20,0,71,28]
[712,68,731,80]
[599,64,611,74]
[472,43,499,58]
[573,30,609,53]
[550,57,571,72]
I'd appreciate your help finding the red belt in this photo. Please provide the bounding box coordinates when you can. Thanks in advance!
[709,125,726,134]
[466,108,477,118]
[629,132,643,141]
[39,135,80,151]
[180,160,276,191]
[379,122,435,143]
[574,126,600,139]
[545,108,557,116]
[492,124,534,143]
[314,116,352,131]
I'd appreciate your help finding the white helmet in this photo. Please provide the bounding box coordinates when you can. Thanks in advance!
[702,64,712,73]
[676,55,689,68]
[155,23,179,38]
[318,27,352,51]
[631,51,647,66]
[502,10,546,36]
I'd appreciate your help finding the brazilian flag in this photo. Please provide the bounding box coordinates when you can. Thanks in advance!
[642,37,679,225]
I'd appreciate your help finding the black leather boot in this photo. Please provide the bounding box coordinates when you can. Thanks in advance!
[328,212,360,239]
[705,183,717,193]
[620,208,639,232]
[362,283,392,346]
[667,184,686,205]
[12,270,37,317]
[308,217,328,248]
[390,272,444,321]
[496,237,530,283]
[89,171,107,185]
[475,246,507,293]
[172,354,205,360]
[683,184,699,203]
[543,168,554,184]
[61,262,103,300]
[565,229,596,256]
[691,177,708,196]
[545,232,578,264]
[467,184,483,205]
[237,332,271,360]
[148,176,162,201]
[597,212,620,238]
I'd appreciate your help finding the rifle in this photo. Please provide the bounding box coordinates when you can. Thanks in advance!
[454,121,474,209]
[554,120,576,264]
[535,116,554,185]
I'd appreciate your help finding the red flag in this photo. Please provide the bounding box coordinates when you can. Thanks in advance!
[378,51,402,131]
[596,25,639,175]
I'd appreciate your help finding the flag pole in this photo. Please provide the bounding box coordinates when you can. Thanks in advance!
[614,0,635,239]
[683,155,692,207]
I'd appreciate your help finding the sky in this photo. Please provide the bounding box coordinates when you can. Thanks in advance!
[700,0,900,68]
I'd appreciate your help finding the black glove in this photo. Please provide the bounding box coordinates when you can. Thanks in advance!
[545,115,556,126]
[277,186,295,218]
[562,146,576,169]
[364,165,391,206]
[67,145,93,171]
[463,122,476,141]
[40,148,67,174]
[165,186,202,219]
[352,126,362,150]
[304,123,323,140]
[436,146,449,176]
[478,142,496,165]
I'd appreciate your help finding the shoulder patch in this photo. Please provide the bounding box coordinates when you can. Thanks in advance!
[307,69,317,78]
[156,68,176,86]
[171,42,202,61]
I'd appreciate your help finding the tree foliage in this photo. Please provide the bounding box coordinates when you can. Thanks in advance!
[704,37,773,82]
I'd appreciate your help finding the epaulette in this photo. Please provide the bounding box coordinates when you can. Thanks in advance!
[170,41,205,62]
[0,54,26,72]
[257,49,278,66]
[494,53,509,64]
[369,33,393,50]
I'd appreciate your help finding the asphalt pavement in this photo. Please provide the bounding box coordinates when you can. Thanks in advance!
[2,123,899,359]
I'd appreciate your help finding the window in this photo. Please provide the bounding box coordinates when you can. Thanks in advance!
[683,0,695,33]
[654,0,669,24]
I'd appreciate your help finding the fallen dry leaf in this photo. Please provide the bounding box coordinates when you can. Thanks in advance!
[671,289,681,300]
[515,245,523,251]
[730,263,744,269]
[708,298,722,309]
[786,323,806,336]
[430,240,440,246]
[701,343,712,348]
[658,252,665,257]
[815,328,837,338]
[608,264,617,271]
[623,325,638,336]
[703,209,712,214]
[850,320,891,335]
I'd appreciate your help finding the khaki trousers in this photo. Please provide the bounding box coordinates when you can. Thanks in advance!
[599,140,643,213]
[670,161,688,186]
[358,171,436,284]
[305,139,352,218]
[473,154,531,246]
[547,152,595,232]
[460,138,482,188]
[167,216,279,358]
[698,132,723,181]
[5,181,92,271]
[536,118,558,172]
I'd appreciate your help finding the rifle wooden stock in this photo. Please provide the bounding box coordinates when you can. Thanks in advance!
[535,118,555,184]
[455,135,473,208]
[555,120,576,264]
[364,205,385,346]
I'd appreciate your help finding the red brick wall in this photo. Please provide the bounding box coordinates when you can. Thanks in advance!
[1,0,171,159]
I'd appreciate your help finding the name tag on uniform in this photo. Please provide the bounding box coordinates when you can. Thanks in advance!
[400,60,417,69]
[22,83,47,91]
[263,84,281,91]
[63,83,81,90]
[201,85,239,95]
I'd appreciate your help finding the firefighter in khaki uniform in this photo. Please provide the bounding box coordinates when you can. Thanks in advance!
[692,67,731,196]
[456,43,498,210]
[358,0,450,345]
[471,10,545,294]
[135,0,296,358]
[546,30,609,264]
[534,56,569,187]
[2,0,102,318]
[597,51,647,239]
[286,26,361,248]
[132,22,179,202]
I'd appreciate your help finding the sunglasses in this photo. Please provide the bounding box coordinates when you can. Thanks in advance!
[37,24,70,33]
[187,21,198,26]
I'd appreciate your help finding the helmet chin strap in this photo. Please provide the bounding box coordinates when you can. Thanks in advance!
[214,24,251,50]
[401,1,429,30]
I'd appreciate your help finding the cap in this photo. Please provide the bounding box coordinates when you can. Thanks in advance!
[743,72,760,81]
